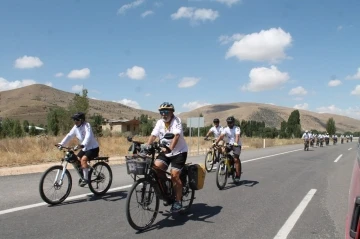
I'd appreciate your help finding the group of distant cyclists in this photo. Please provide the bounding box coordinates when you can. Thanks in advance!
[301,130,353,147]
[56,102,243,213]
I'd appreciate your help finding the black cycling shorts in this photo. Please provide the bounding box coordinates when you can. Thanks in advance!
[156,152,187,171]
[77,147,99,160]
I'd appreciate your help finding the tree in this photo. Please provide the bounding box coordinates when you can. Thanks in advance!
[68,89,89,115]
[13,120,23,138]
[89,113,104,137]
[47,109,60,136]
[326,117,336,135]
[23,120,29,133]
[279,120,287,138]
[286,110,301,138]
[29,123,38,136]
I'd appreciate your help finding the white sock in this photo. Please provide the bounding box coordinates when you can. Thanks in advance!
[83,168,89,180]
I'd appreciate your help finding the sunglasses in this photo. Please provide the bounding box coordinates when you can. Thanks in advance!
[159,110,171,115]
[73,118,81,122]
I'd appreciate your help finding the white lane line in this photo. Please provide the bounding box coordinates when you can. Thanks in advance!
[348,148,352,151]
[0,184,132,216]
[273,189,317,239]
[211,148,303,170]
[0,148,303,216]
[334,154,343,163]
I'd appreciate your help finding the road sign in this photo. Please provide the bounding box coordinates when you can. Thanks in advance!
[187,117,204,128]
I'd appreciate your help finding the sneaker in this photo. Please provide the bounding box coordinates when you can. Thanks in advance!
[171,201,182,212]
[234,176,240,183]
[79,179,88,187]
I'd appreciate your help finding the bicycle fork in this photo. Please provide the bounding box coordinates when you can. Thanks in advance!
[54,162,69,186]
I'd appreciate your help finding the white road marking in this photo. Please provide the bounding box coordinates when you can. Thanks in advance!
[273,189,317,239]
[0,147,303,216]
[0,184,132,216]
[334,154,343,163]
[348,148,352,151]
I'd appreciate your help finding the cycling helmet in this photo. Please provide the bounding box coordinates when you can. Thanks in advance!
[226,116,235,124]
[71,112,85,121]
[158,102,175,112]
[213,118,219,123]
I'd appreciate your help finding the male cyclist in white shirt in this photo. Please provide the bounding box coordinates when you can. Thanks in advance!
[145,102,188,212]
[204,118,224,161]
[215,116,242,183]
[57,112,100,187]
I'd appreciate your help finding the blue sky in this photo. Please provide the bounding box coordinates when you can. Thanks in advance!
[1,0,360,118]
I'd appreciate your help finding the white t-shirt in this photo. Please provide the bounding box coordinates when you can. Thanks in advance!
[60,122,99,151]
[302,133,309,139]
[151,116,188,156]
[209,125,223,138]
[220,126,241,145]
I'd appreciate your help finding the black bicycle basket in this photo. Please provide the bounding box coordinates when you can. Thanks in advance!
[125,156,152,175]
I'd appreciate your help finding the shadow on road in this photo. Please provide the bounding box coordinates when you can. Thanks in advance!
[222,179,259,190]
[137,203,222,233]
[47,190,128,207]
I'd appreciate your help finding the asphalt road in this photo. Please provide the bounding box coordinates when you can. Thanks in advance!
[0,142,356,239]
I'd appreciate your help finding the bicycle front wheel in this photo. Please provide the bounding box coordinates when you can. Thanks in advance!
[204,151,214,172]
[39,165,72,205]
[216,159,228,190]
[88,162,113,195]
[126,178,159,231]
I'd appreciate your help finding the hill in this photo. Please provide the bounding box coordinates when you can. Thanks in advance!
[178,102,360,133]
[0,84,159,125]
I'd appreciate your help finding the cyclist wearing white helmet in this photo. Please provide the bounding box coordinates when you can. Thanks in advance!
[146,102,188,212]
[57,112,99,187]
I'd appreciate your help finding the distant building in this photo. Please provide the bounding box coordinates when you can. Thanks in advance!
[28,126,45,131]
[102,118,140,134]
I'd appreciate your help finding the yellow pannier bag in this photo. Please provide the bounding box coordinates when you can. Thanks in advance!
[188,164,206,190]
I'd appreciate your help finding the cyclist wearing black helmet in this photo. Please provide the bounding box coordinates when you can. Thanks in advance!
[204,118,224,158]
[57,112,100,187]
[146,102,188,212]
[215,116,242,182]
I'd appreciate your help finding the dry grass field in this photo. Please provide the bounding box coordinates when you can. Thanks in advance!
[0,135,303,168]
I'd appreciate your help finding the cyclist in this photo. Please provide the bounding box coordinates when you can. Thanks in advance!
[204,118,224,161]
[214,116,242,182]
[145,102,188,212]
[57,112,99,187]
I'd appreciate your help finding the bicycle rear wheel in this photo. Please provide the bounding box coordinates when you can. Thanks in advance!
[216,159,228,190]
[39,165,72,205]
[126,178,159,231]
[88,162,113,195]
[204,151,214,172]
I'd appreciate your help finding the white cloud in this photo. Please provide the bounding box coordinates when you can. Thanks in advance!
[55,72,63,77]
[346,67,360,80]
[119,66,146,80]
[171,7,219,23]
[216,0,241,7]
[141,10,154,18]
[294,103,309,110]
[14,55,43,69]
[218,33,244,45]
[316,105,360,119]
[242,65,289,92]
[178,77,200,88]
[45,82,53,87]
[289,86,307,96]
[182,101,210,110]
[67,68,90,79]
[337,25,343,31]
[117,0,144,15]
[225,27,292,63]
[0,77,36,91]
[351,85,360,95]
[328,79,342,87]
[115,99,141,109]
[71,85,83,92]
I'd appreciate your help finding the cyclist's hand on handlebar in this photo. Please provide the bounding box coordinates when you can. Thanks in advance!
[233,142,238,146]
[56,143,63,150]
[204,136,208,140]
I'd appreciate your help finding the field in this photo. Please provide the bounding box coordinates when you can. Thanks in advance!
[0,136,303,168]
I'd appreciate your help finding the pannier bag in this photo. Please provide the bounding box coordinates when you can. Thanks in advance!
[188,164,206,190]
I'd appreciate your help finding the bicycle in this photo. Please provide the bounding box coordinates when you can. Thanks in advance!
[125,133,197,231]
[204,137,222,172]
[39,145,113,205]
[304,139,309,151]
[215,143,241,190]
